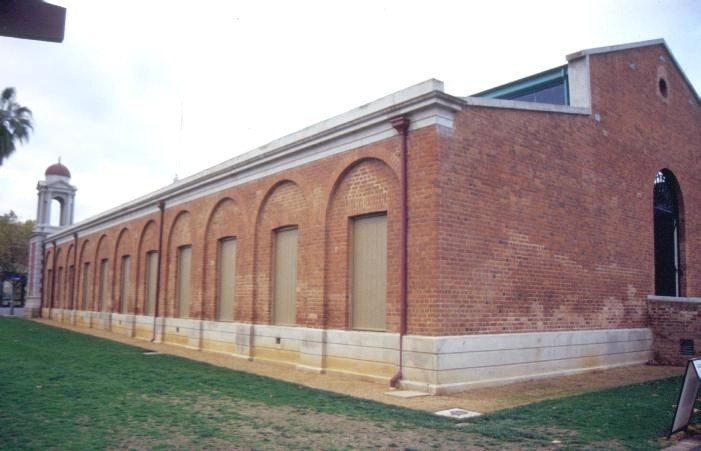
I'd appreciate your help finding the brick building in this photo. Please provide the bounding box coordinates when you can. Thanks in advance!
[27,39,700,393]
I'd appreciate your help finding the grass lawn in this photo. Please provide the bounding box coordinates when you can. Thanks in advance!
[0,318,684,449]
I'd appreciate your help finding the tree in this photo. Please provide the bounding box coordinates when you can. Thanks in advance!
[0,211,34,275]
[0,87,34,166]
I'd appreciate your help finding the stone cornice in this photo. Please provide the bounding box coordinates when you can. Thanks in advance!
[48,79,464,242]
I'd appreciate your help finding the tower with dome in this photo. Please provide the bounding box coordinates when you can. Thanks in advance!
[24,159,77,317]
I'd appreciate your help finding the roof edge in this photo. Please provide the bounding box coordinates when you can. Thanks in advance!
[565,38,665,61]
[567,38,699,102]
[462,96,590,115]
[46,79,462,242]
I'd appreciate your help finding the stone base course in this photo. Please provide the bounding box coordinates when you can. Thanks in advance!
[42,309,652,393]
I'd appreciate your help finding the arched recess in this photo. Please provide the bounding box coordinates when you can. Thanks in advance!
[653,169,685,296]
[202,198,241,321]
[254,180,309,325]
[113,227,135,314]
[54,248,63,309]
[94,234,112,312]
[136,220,159,316]
[43,248,54,309]
[324,158,400,331]
[165,211,193,318]
[77,239,93,311]
[65,243,75,310]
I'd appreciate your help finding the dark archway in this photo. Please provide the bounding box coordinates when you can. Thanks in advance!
[653,170,682,296]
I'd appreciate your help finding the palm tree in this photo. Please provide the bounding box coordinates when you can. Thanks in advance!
[0,87,34,166]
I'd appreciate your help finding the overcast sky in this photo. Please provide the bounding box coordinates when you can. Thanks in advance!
[1,0,699,223]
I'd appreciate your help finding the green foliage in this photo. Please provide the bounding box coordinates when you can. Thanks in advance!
[0,87,34,165]
[0,211,34,274]
[0,319,684,449]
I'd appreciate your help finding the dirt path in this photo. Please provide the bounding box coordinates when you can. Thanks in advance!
[33,319,683,414]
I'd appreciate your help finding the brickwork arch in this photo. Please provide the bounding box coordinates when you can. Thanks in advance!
[653,168,686,297]
[323,158,400,330]
[202,197,244,321]
[43,248,54,309]
[136,220,158,315]
[165,211,192,318]
[253,180,310,325]
[93,234,112,312]
[76,239,93,310]
[54,246,68,309]
[53,248,64,308]
[113,227,135,313]
[65,243,75,309]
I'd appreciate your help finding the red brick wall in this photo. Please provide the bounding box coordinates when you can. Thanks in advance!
[405,127,442,335]
[201,198,244,321]
[325,158,400,330]
[63,243,75,309]
[135,218,159,315]
[93,233,113,311]
[76,238,93,310]
[54,247,63,308]
[113,227,135,312]
[164,211,194,318]
[43,44,699,339]
[648,299,701,365]
[42,247,53,308]
[435,43,700,335]
[44,132,427,334]
[51,247,63,309]
[588,44,701,297]
[254,181,312,326]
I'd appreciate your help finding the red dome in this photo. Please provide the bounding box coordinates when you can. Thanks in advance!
[45,162,71,178]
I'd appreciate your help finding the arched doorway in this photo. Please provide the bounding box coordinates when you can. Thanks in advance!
[653,170,681,296]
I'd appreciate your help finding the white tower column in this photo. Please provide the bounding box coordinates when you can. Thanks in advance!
[24,161,76,318]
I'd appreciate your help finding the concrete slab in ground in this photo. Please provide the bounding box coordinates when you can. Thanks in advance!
[435,408,482,419]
